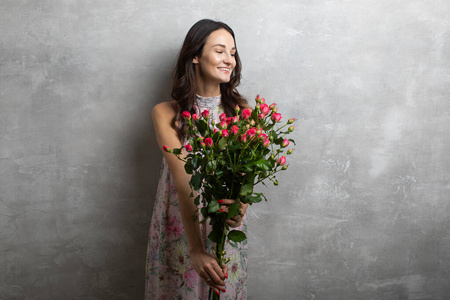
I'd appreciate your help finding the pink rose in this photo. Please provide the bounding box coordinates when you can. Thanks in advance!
[260,103,270,114]
[218,121,228,129]
[219,113,227,122]
[269,103,277,109]
[221,129,229,137]
[260,97,265,103]
[246,128,256,138]
[162,145,171,152]
[263,139,270,148]
[232,116,239,123]
[258,113,265,120]
[281,139,289,148]
[259,133,268,140]
[242,109,251,119]
[181,111,191,119]
[277,156,286,166]
[226,117,232,125]
[231,125,239,135]
[185,143,193,152]
[213,128,220,134]
[204,137,213,147]
[201,110,209,119]
[192,114,199,121]
[271,113,282,122]
[240,134,247,143]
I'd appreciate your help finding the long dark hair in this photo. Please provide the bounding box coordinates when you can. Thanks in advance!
[171,19,248,140]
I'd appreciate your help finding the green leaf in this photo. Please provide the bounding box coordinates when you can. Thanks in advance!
[172,148,182,155]
[218,137,227,149]
[191,173,202,190]
[184,163,193,174]
[208,229,220,243]
[208,199,220,213]
[255,158,271,171]
[191,156,200,169]
[240,183,253,196]
[228,230,246,242]
[288,138,296,145]
[246,194,263,203]
[194,195,200,206]
[206,160,217,174]
[227,202,240,218]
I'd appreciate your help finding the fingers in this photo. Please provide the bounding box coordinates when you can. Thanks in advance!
[202,261,226,294]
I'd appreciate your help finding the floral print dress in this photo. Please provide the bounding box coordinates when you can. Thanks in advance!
[145,95,248,300]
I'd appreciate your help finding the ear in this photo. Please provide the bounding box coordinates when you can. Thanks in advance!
[193,56,199,64]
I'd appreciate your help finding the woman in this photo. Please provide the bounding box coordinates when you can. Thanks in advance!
[146,19,249,299]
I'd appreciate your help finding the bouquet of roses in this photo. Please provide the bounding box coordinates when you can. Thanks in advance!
[164,95,295,299]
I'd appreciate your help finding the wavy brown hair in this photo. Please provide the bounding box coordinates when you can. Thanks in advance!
[171,19,248,140]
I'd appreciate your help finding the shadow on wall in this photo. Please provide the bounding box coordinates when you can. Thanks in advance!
[103,52,174,298]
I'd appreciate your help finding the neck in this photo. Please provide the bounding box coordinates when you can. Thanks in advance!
[195,75,221,97]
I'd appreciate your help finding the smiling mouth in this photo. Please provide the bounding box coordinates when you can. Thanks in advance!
[218,67,231,73]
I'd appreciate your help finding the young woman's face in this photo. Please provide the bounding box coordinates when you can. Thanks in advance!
[193,29,237,86]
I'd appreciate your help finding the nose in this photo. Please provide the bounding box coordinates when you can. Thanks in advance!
[223,52,233,65]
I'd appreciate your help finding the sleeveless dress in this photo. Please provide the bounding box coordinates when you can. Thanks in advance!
[145,95,248,300]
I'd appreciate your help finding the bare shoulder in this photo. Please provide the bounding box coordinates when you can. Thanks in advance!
[152,100,177,123]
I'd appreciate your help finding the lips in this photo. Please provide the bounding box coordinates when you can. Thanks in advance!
[218,67,231,73]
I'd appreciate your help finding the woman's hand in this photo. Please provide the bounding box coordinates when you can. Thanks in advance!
[190,249,228,295]
[218,199,248,228]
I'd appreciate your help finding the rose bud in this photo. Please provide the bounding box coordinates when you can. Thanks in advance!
[269,103,277,109]
[255,94,261,102]
[204,137,213,147]
[277,156,287,166]
[221,129,229,137]
[235,105,240,113]
[185,143,193,152]
[219,112,227,122]
[201,110,210,119]
[281,165,288,170]
[288,118,295,124]
[272,107,278,113]
[242,109,252,119]
[181,111,191,119]
[288,125,295,132]
[261,98,265,103]
[240,134,247,143]
[255,103,260,110]
[263,139,270,148]
[246,128,256,138]
[281,139,289,148]
[258,113,265,120]
[162,145,171,153]
[213,128,220,134]
[271,113,282,122]
[192,114,199,121]
[287,149,294,155]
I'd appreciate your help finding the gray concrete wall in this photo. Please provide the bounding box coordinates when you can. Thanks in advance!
[1,1,449,299]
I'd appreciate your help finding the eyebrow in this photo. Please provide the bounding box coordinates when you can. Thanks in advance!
[212,44,236,50]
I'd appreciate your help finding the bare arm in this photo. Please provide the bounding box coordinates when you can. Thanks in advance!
[152,101,227,294]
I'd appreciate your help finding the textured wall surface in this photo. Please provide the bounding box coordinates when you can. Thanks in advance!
[1,1,449,299]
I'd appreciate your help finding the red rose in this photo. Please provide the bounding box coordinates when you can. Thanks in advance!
[192,114,199,121]
[221,129,229,137]
[242,109,251,119]
[204,137,213,147]
[218,121,228,129]
[163,145,171,152]
[181,111,191,119]
[219,113,227,122]
[231,125,239,135]
[185,143,193,152]
[201,110,210,119]
[260,103,270,114]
